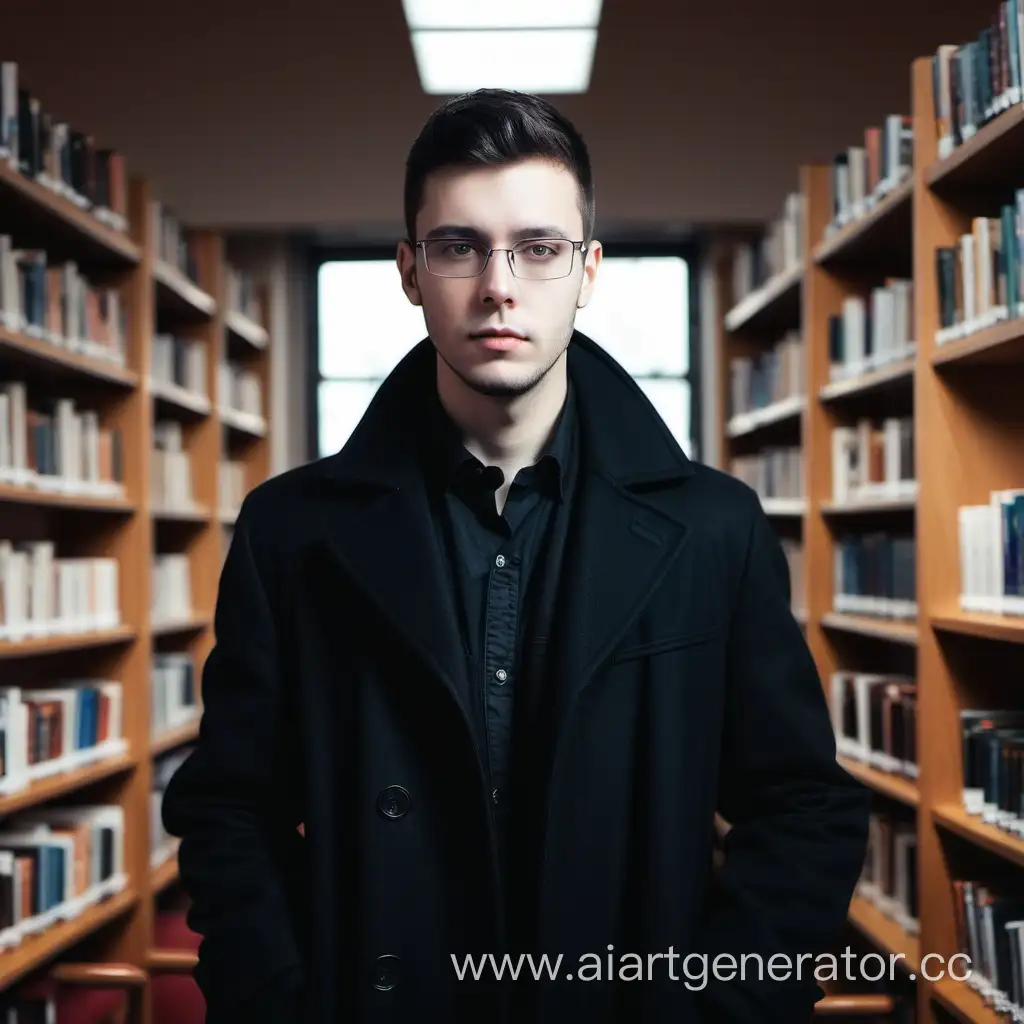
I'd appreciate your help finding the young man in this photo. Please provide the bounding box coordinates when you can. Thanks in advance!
[162,90,870,1023]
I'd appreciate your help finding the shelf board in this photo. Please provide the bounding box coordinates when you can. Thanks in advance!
[926,102,1024,193]
[818,357,915,403]
[931,974,1007,1024]
[847,895,920,974]
[152,504,211,524]
[151,615,210,637]
[931,611,1024,643]
[0,625,136,661]
[759,497,806,517]
[934,803,1024,869]
[820,495,916,515]
[225,310,269,349]
[820,613,918,645]
[0,886,138,990]
[837,757,919,807]
[153,260,216,320]
[151,718,200,757]
[219,406,268,437]
[0,327,137,388]
[151,851,180,895]
[723,263,803,333]
[0,161,140,270]
[813,176,914,271]
[725,395,804,438]
[149,380,212,418]
[0,483,133,514]
[0,753,135,818]
[932,316,1024,368]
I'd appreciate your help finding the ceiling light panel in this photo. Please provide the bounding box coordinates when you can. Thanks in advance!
[410,27,598,93]
[402,0,602,30]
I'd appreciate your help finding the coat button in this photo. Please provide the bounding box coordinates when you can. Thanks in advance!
[377,785,411,819]
[372,954,401,991]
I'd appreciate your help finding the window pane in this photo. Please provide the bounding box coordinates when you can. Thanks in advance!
[573,256,688,376]
[636,378,691,457]
[318,260,427,378]
[318,379,386,457]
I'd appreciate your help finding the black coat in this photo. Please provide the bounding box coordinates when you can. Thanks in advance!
[162,331,871,1024]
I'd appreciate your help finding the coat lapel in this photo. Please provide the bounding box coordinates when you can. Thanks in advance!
[308,341,474,728]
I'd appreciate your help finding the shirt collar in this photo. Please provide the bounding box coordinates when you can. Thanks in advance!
[426,381,576,502]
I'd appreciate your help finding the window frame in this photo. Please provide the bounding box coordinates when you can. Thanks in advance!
[305,235,701,463]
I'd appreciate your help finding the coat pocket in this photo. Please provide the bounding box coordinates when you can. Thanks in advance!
[610,627,721,663]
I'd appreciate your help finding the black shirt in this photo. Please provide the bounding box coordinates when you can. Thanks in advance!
[424,383,578,846]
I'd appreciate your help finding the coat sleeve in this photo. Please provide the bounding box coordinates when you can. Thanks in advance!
[694,490,872,1023]
[161,497,307,1022]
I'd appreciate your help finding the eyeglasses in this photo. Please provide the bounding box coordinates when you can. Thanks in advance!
[415,237,587,280]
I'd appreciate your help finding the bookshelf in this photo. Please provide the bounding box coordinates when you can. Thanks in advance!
[0,72,274,1013]
[713,21,1024,1024]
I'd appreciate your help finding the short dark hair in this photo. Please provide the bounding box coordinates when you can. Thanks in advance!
[403,89,595,246]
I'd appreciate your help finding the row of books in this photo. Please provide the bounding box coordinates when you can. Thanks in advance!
[151,747,191,868]
[780,537,806,618]
[730,445,803,502]
[0,544,119,642]
[0,60,128,233]
[226,265,264,327]
[218,360,263,419]
[935,200,1024,344]
[961,709,1024,836]
[152,653,199,739]
[834,533,917,620]
[219,458,246,517]
[0,682,125,796]
[831,419,916,506]
[826,281,915,383]
[857,811,919,938]
[830,672,918,780]
[0,237,127,367]
[152,201,201,284]
[152,334,207,399]
[730,192,804,305]
[151,554,192,626]
[931,2,1024,160]
[0,805,126,951]
[152,420,195,513]
[0,384,125,496]
[958,489,1024,616]
[953,873,1024,1019]
[822,116,913,237]
[727,330,802,418]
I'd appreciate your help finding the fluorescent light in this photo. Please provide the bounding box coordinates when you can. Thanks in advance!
[410,28,598,93]
[402,0,602,30]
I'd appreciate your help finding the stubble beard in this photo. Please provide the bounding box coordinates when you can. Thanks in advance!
[433,307,578,399]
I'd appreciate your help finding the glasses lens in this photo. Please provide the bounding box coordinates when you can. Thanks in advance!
[512,239,574,280]
[422,240,486,277]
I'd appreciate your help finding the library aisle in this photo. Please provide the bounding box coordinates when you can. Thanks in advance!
[714,11,1024,1022]
[0,60,274,1022]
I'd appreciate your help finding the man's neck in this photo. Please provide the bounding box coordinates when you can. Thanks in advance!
[438,355,568,506]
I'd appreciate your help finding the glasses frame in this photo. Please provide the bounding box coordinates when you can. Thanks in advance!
[413,237,589,280]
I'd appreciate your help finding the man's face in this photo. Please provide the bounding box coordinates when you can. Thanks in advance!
[398,156,601,398]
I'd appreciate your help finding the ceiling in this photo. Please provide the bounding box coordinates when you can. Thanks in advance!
[5,0,988,240]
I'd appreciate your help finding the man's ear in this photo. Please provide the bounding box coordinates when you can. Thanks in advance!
[397,238,422,306]
[576,239,603,309]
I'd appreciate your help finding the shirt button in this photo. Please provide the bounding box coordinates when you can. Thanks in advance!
[492,788,500,804]
[495,554,506,568]
[495,668,507,683]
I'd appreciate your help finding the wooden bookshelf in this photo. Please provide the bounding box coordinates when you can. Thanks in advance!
[712,41,1024,1023]
[0,120,274,1002]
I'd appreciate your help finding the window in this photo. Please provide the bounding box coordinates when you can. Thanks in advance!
[310,245,697,460]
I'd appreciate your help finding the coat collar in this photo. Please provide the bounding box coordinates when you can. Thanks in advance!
[317,330,695,494]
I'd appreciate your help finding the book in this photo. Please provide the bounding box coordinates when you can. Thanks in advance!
[957,489,1024,615]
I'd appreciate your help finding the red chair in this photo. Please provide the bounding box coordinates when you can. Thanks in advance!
[149,911,204,1024]
[17,963,148,1024]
